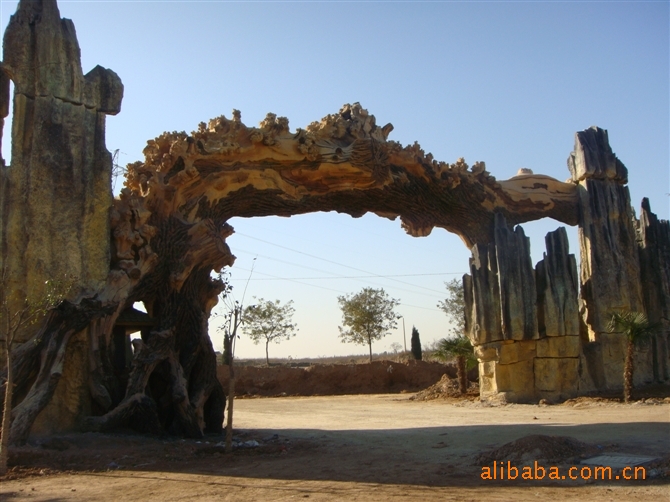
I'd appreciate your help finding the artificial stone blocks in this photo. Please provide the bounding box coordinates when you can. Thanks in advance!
[534,358,579,394]
[536,336,580,358]
[466,217,582,401]
[468,127,669,403]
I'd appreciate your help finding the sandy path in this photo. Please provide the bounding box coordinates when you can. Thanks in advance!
[2,395,669,501]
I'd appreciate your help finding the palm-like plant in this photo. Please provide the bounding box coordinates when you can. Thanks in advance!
[607,311,659,403]
[434,336,476,394]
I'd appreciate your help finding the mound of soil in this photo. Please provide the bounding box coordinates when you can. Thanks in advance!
[409,374,479,402]
[475,435,599,465]
[218,360,476,397]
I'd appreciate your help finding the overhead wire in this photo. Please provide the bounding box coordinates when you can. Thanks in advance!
[230,266,443,312]
[232,246,447,301]
[233,232,464,295]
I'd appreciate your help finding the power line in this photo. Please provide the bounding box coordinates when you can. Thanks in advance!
[233,232,454,295]
[233,246,446,300]
[247,273,464,280]
[231,266,443,313]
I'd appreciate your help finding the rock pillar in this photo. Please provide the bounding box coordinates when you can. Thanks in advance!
[636,198,670,382]
[0,0,123,351]
[465,215,538,402]
[465,214,584,402]
[533,227,581,399]
[569,126,646,389]
[0,0,123,432]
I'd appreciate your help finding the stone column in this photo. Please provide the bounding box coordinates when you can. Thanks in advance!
[0,0,123,348]
[569,126,645,389]
[465,214,538,403]
[534,227,581,399]
[636,198,670,382]
[0,0,123,431]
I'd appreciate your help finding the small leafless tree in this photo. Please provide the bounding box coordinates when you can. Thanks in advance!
[216,259,255,453]
[0,272,75,475]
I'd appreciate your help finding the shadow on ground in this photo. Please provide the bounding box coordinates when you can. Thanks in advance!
[8,420,670,488]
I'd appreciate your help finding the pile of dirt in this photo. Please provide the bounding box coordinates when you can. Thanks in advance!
[218,360,476,397]
[475,435,600,466]
[409,374,479,402]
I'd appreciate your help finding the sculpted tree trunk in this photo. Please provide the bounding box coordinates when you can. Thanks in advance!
[607,311,659,404]
[457,356,467,395]
[624,340,634,403]
[0,348,12,475]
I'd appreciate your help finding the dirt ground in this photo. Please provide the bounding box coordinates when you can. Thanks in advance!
[2,391,669,501]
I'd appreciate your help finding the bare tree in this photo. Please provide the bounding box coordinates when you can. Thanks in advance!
[0,273,75,475]
[216,260,255,454]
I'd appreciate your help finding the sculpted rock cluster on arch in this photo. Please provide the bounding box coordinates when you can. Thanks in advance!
[123,102,579,249]
[0,0,667,443]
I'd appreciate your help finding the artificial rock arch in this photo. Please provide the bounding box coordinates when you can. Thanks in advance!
[0,0,668,442]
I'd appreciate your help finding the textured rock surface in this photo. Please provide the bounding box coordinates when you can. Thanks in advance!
[577,179,643,339]
[0,0,123,345]
[570,127,646,390]
[464,215,538,345]
[494,214,538,341]
[535,227,579,338]
[567,126,627,183]
[636,198,670,382]
[474,340,537,365]
[534,357,579,395]
[535,335,580,358]
[487,359,535,402]
[30,330,90,434]
[464,244,501,345]
[571,130,643,340]
[124,104,579,249]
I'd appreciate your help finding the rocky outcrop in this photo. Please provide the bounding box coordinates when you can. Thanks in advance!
[570,127,643,339]
[570,127,648,390]
[636,198,670,382]
[535,227,579,339]
[464,214,538,346]
[0,0,123,343]
[464,244,501,346]
[533,227,581,398]
[567,127,627,183]
[466,222,582,402]
[494,214,538,341]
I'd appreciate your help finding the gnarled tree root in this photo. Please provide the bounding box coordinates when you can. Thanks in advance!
[82,328,218,438]
[1,299,117,445]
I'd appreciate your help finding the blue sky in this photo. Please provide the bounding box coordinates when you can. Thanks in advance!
[2,1,668,359]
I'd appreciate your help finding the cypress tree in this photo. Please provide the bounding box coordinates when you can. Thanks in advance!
[410,326,422,360]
